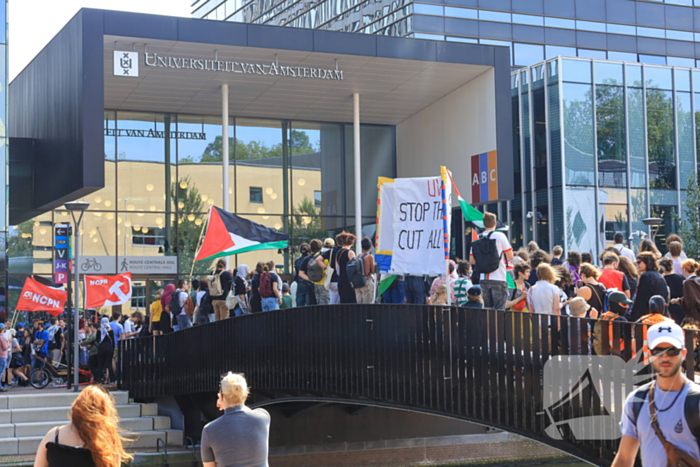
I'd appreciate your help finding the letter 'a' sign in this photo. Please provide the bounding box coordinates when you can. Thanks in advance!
[114,51,139,77]
[471,151,498,204]
[84,273,133,308]
[16,277,67,316]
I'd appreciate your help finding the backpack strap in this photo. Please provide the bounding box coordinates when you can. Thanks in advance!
[631,382,653,426]
[685,383,700,450]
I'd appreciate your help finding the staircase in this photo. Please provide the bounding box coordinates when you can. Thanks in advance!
[0,391,183,455]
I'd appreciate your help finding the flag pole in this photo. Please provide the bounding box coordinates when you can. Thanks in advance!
[441,166,451,306]
[189,207,211,279]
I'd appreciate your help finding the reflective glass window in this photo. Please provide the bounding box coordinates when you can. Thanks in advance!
[628,87,647,188]
[646,88,676,190]
[639,55,667,66]
[413,33,445,40]
[479,10,511,23]
[599,188,628,248]
[566,186,597,253]
[446,36,478,43]
[666,30,694,42]
[608,52,638,63]
[533,85,547,189]
[667,0,692,6]
[677,91,694,190]
[546,45,576,59]
[629,189,648,252]
[596,84,626,188]
[576,20,606,32]
[595,62,623,86]
[578,49,606,60]
[607,24,636,36]
[650,205,678,254]
[413,3,444,15]
[676,69,691,92]
[667,57,695,68]
[444,7,477,19]
[512,14,543,26]
[627,65,643,87]
[637,27,665,39]
[545,17,575,29]
[514,43,544,67]
[563,83,595,186]
[562,59,592,84]
[645,66,673,90]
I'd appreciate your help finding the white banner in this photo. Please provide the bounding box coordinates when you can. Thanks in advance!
[389,175,450,276]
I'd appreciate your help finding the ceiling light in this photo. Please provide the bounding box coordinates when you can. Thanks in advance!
[146,184,154,191]
[195,219,202,226]
[298,179,306,186]
[180,181,188,189]
[104,200,112,207]
[187,214,195,221]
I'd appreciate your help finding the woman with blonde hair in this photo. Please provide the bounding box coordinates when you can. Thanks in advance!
[34,385,132,467]
[430,284,448,306]
[149,288,164,336]
[527,264,561,315]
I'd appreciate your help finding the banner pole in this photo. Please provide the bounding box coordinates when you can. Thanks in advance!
[441,167,451,306]
[189,211,209,279]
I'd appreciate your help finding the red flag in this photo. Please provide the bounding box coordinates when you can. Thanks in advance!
[84,273,133,308]
[16,277,67,316]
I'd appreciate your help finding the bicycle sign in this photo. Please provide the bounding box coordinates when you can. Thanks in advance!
[81,258,102,272]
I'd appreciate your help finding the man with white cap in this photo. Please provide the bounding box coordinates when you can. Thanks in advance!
[613,322,700,467]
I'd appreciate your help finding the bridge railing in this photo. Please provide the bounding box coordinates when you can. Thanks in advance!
[119,305,700,465]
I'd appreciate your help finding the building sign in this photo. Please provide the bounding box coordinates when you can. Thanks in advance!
[104,128,206,140]
[471,151,498,204]
[54,224,72,284]
[77,256,178,275]
[144,53,344,80]
[114,51,139,77]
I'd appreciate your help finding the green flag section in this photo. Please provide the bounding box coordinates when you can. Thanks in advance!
[377,275,397,297]
[458,195,484,222]
[507,272,516,289]
[195,206,289,262]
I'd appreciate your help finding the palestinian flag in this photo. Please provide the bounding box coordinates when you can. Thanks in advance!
[446,169,483,222]
[195,206,289,262]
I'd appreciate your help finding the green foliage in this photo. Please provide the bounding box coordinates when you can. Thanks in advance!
[8,221,34,257]
[182,130,318,163]
[595,83,625,163]
[673,173,700,259]
[292,196,328,247]
[645,88,675,189]
[171,176,208,275]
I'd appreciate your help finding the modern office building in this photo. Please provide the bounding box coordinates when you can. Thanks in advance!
[191,0,700,69]
[0,1,7,317]
[511,56,697,257]
[7,9,512,313]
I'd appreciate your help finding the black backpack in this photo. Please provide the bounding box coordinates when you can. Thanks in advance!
[346,253,367,289]
[306,254,325,283]
[471,231,502,275]
[170,290,183,315]
[199,291,213,316]
[631,382,700,449]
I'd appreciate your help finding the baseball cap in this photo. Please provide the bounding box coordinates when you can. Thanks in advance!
[0,323,6,330]
[282,283,290,293]
[569,297,589,316]
[608,291,633,306]
[648,321,685,350]
[16,323,24,329]
[324,238,335,248]
[467,286,481,296]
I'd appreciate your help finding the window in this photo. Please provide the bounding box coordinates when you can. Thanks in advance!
[576,20,606,32]
[444,7,477,19]
[512,14,543,26]
[131,284,146,310]
[544,17,575,29]
[479,10,511,23]
[546,45,576,59]
[514,43,544,67]
[607,24,636,36]
[639,55,667,66]
[314,191,322,208]
[666,30,694,42]
[667,57,695,67]
[250,186,263,203]
[607,52,638,63]
[577,49,606,60]
[413,3,444,15]
[132,226,166,246]
[637,27,665,39]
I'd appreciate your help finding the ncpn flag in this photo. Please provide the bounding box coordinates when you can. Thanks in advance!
[195,206,290,263]
[85,273,133,308]
[16,277,67,316]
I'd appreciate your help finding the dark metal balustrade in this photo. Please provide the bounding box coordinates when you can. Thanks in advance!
[119,305,700,466]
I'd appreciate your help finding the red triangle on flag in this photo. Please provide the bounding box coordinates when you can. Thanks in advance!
[195,207,236,262]
[471,229,479,242]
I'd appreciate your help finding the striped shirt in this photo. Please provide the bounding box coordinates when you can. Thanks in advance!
[454,277,473,306]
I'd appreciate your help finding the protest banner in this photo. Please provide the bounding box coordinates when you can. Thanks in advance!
[84,273,133,308]
[16,277,67,316]
[375,177,395,273]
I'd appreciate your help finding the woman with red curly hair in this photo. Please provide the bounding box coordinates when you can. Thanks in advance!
[33,386,132,467]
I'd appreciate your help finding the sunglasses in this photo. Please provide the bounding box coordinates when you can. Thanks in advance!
[650,347,682,357]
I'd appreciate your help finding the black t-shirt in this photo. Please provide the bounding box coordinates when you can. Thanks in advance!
[322,247,342,283]
[551,258,563,266]
[211,270,234,300]
[251,273,260,298]
[294,255,310,282]
[665,273,686,325]
[234,276,247,296]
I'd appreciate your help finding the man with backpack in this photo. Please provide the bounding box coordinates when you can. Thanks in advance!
[614,322,700,467]
[299,239,326,305]
[259,264,282,311]
[294,243,312,307]
[470,212,513,310]
[209,259,234,321]
[171,279,192,331]
[46,317,64,367]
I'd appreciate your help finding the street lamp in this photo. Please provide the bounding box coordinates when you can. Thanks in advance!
[65,201,89,392]
[642,217,663,244]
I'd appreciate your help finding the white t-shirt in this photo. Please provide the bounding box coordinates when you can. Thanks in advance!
[613,243,636,262]
[527,281,560,315]
[124,319,135,338]
[469,230,512,282]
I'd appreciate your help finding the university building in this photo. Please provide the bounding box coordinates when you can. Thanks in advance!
[7,9,512,313]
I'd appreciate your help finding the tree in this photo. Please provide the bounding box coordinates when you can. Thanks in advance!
[185,130,318,163]
[8,221,33,257]
[674,173,700,260]
[171,176,208,274]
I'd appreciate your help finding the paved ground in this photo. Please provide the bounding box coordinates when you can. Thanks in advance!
[0,382,117,395]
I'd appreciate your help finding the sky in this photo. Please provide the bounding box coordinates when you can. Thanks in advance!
[9,0,191,81]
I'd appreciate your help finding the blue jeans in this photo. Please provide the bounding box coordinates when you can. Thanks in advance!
[404,276,426,304]
[383,279,405,304]
[176,314,192,330]
[0,357,6,384]
[261,297,280,311]
[296,282,308,307]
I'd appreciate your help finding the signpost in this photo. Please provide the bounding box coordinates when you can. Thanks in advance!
[55,224,72,389]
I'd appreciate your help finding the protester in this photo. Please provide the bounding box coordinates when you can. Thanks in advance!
[470,212,514,310]
[32,321,49,375]
[404,274,426,304]
[668,241,685,276]
[150,288,164,336]
[34,385,132,467]
[294,243,312,307]
[592,291,632,356]
[333,233,356,304]
[527,250,551,286]
[232,269,249,316]
[660,257,685,325]
[0,324,8,392]
[630,252,669,321]
[258,263,282,311]
[430,284,448,306]
[190,279,201,323]
[566,251,582,286]
[612,232,636,262]
[123,311,143,339]
[574,264,605,319]
[320,235,343,304]
[554,265,574,315]
[617,256,639,299]
[527,264,561,315]
[430,262,457,304]
[381,275,406,304]
[107,312,124,383]
[670,259,700,327]
[18,328,31,382]
[201,373,270,467]
[211,259,234,321]
[581,252,593,265]
[454,261,473,307]
[46,317,64,367]
[598,254,631,298]
[551,246,563,266]
[354,237,375,304]
[569,297,591,319]
[664,234,688,261]
[249,263,264,313]
[196,279,214,324]
[640,239,662,259]
[465,287,484,309]
[80,322,101,383]
[280,284,293,309]
[95,317,115,385]
[8,329,28,387]
[506,262,530,312]
[614,322,700,467]
[298,239,323,305]
[526,241,539,257]
[515,249,530,264]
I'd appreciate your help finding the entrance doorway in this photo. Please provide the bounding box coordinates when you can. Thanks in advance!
[130,276,176,319]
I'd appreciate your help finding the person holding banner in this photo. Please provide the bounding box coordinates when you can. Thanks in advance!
[470,212,514,310]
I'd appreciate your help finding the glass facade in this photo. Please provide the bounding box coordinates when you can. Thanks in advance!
[511,58,697,258]
[0,1,7,320]
[8,112,395,313]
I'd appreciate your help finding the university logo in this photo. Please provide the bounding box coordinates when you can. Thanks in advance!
[114,51,139,78]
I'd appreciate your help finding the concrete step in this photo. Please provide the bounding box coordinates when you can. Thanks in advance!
[5,429,184,455]
[4,403,142,423]
[0,391,129,409]
[7,416,171,437]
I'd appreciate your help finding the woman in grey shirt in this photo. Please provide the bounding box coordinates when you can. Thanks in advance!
[201,373,270,467]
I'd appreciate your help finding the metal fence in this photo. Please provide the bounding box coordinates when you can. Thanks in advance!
[119,305,699,465]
